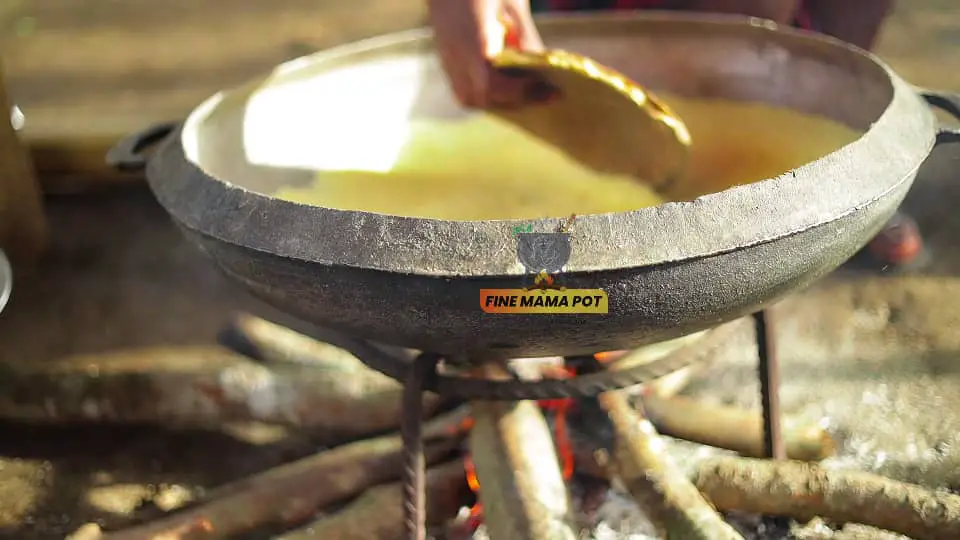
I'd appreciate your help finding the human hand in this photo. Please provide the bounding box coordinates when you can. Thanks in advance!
[427,0,556,109]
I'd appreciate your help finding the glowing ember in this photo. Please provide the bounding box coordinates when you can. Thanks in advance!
[540,398,576,479]
[594,351,627,364]
[461,455,485,531]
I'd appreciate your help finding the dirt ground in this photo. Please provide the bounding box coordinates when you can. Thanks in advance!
[0,1,959,539]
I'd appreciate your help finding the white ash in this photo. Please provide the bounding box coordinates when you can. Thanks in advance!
[790,520,911,540]
[622,284,960,538]
[679,315,960,492]
[573,481,659,540]
[459,470,792,540]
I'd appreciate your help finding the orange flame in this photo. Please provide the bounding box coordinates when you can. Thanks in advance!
[539,398,576,478]
[594,350,627,364]
[462,454,485,530]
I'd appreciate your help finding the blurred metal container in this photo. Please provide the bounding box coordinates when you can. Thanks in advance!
[0,59,47,266]
[0,248,10,314]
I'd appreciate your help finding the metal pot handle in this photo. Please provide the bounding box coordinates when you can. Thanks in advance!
[105,121,179,172]
[917,88,960,145]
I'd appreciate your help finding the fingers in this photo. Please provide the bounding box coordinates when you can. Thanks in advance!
[503,0,545,52]
[428,0,555,109]
[433,41,482,108]
[482,68,545,109]
[481,0,553,107]
[427,0,483,107]
[453,56,555,109]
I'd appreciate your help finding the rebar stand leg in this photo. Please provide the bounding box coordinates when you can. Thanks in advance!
[753,310,786,460]
[401,352,441,540]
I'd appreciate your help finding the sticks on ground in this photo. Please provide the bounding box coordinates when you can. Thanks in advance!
[640,394,836,461]
[0,344,442,440]
[597,391,744,540]
[100,408,470,540]
[693,457,960,540]
[276,460,468,540]
[218,314,374,372]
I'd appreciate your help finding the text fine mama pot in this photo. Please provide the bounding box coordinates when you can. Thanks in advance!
[108,13,960,359]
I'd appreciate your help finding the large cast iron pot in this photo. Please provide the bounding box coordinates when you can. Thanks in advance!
[109,13,960,359]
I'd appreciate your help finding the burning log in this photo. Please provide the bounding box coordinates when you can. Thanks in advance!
[100,408,470,540]
[597,391,744,540]
[692,457,960,540]
[276,460,468,540]
[0,345,443,442]
[467,362,578,540]
[640,393,836,461]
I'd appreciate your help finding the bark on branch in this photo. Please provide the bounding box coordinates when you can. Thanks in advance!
[598,391,744,540]
[0,344,442,443]
[693,457,960,540]
[468,362,578,540]
[101,408,470,540]
[276,460,468,540]
[640,393,836,461]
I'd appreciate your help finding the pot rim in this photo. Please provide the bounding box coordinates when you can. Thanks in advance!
[147,12,937,278]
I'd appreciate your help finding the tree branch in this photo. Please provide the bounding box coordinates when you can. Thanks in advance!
[598,391,744,540]
[693,457,960,540]
[100,408,469,540]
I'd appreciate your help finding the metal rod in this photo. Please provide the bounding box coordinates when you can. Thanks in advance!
[753,310,786,460]
[401,352,441,540]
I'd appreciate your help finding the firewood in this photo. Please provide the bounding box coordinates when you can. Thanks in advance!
[692,457,960,540]
[276,460,468,540]
[218,313,375,371]
[597,391,744,540]
[468,362,578,540]
[65,523,104,540]
[0,61,47,266]
[0,345,442,442]
[100,407,469,540]
[640,394,836,461]
[794,520,912,540]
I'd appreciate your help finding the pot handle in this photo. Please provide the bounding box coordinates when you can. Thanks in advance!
[105,121,179,172]
[917,88,960,145]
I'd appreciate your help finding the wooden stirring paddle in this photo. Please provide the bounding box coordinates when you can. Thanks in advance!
[491,18,690,191]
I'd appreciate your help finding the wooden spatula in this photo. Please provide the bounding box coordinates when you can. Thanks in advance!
[491,18,690,191]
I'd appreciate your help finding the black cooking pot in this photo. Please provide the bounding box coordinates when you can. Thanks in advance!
[109,13,960,359]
